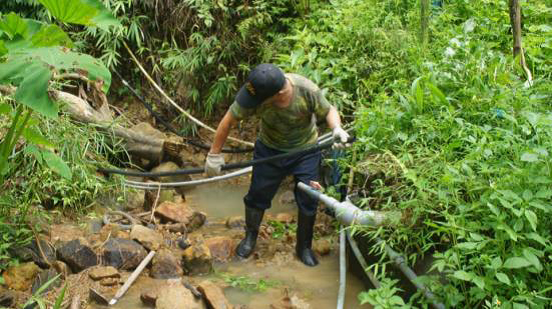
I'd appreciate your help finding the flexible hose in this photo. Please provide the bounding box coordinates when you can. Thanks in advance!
[98,137,350,177]
[113,70,254,154]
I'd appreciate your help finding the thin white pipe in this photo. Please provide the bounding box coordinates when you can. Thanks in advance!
[337,228,346,309]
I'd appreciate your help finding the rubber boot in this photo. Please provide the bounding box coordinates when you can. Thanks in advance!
[236,206,264,258]
[296,211,319,267]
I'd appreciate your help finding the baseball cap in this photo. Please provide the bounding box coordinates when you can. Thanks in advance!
[235,63,286,109]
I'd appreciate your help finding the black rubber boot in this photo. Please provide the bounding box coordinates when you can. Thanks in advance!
[236,206,265,258]
[296,211,319,267]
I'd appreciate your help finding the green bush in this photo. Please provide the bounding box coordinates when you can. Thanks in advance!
[273,0,552,307]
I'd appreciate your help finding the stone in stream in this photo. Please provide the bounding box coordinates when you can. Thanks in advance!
[31,268,61,294]
[140,289,158,307]
[156,279,200,309]
[57,239,98,273]
[313,238,332,256]
[144,188,176,211]
[102,238,147,270]
[205,236,235,262]
[88,266,120,280]
[3,262,40,291]
[275,213,294,224]
[155,201,195,224]
[150,249,183,279]
[9,239,56,269]
[181,236,213,275]
[100,277,119,286]
[124,189,145,211]
[225,216,245,229]
[197,281,232,309]
[150,161,192,196]
[130,224,163,251]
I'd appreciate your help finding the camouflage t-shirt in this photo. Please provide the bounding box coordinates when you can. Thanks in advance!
[230,73,331,152]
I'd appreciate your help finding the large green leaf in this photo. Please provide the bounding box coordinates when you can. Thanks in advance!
[37,0,98,26]
[31,24,73,48]
[81,0,121,31]
[14,64,57,118]
[42,150,72,179]
[0,40,7,57]
[22,127,54,147]
[0,13,28,40]
[503,257,531,269]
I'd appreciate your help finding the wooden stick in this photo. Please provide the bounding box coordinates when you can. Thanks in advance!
[122,41,254,147]
[109,250,156,305]
[70,294,81,309]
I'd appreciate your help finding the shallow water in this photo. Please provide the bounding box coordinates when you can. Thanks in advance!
[90,181,371,308]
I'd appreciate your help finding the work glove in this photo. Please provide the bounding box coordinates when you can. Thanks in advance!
[332,127,351,149]
[205,153,225,177]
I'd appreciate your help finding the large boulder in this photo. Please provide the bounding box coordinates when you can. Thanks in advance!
[9,239,56,269]
[130,225,163,251]
[156,279,200,309]
[182,236,212,275]
[3,262,40,291]
[205,236,235,262]
[150,249,183,279]
[102,238,147,270]
[198,281,232,309]
[57,239,98,273]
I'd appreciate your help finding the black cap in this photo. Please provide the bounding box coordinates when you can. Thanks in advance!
[235,64,286,109]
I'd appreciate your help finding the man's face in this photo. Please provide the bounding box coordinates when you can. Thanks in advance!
[265,79,292,108]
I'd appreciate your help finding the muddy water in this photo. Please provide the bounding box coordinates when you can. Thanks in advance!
[91,182,371,308]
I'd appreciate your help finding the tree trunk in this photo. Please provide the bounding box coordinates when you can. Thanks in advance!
[509,0,533,83]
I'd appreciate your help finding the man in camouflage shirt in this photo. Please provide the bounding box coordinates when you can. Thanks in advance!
[205,64,349,267]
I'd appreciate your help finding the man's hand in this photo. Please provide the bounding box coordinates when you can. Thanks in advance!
[332,127,351,149]
[205,153,225,177]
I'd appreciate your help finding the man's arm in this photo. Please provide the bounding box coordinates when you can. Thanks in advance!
[325,105,350,148]
[209,110,238,154]
[325,105,341,129]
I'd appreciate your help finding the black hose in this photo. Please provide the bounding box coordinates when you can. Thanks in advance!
[113,70,254,154]
[97,138,351,177]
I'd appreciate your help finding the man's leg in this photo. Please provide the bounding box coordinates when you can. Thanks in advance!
[292,150,322,266]
[236,141,286,258]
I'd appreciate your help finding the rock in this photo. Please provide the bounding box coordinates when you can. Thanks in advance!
[100,277,119,286]
[130,225,163,251]
[155,201,195,224]
[124,190,145,211]
[275,213,294,224]
[313,239,332,256]
[197,281,232,309]
[225,216,245,229]
[166,223,188,234]
[150,249,183,279]
[103,238,147,270]
[205,236,235,262]
[52,261,71,279]
[151,162,191,183]
[187,211,207,231]
[182,237,212,275]
[4,262,40,291]
[99,223,123,242]
[49,225,84,243]
[0,287,15,307]
[87,218,104,234]
[178,237,191,250]
[57,239,98,273]
[9,239,56,269]
[279,190,295,204]
[132,122,166,140]
[156,280,199,309]
[31,268,60,294]
[144,188,175,210]
[89,266,120,280]
[140,289,158,307]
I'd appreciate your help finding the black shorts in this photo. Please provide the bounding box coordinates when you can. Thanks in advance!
[243,139,321,216]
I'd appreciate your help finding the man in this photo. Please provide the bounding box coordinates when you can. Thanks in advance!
[205,64,349,267]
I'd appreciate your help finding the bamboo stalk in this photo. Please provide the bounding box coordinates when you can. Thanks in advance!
[109,250,156,305]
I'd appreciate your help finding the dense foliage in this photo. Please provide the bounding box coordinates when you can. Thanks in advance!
[270,0,551,307]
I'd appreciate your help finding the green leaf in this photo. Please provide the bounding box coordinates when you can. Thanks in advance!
[42,150,72,179]
[0,40,7,57]
[24,145,44,164]
[455,242,478,250]
[31,24,73,48]
[427,82,447,104]
[411,76,424,109]
[81,0,121,31]
[503,257,531,269]
[491,256,502,269]
[22,127,53,147]
[0,13,28,40]
[472,276,485,289]
[525,233,548,246]
[38,0,98,26]
[14,64,57,118]
[0,103,11,115]
[524,209,538,231]
[53,284,67,309]
[495,272,511,285]
[520,152,538,162]
[522,249,542,271]
[453,270,473,281]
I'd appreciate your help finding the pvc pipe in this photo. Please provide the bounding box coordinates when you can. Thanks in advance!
[296,183,445,309]
[346,230,381,289]
[337,228,346,309]
[296,182,401,227]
